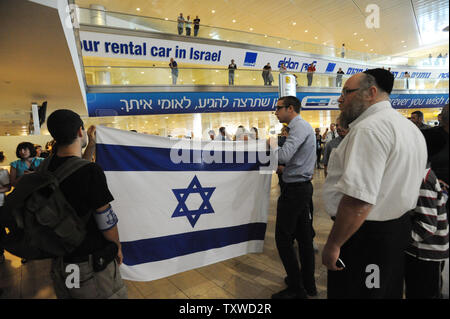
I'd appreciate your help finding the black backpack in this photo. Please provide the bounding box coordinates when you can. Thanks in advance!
[0,156,91,260]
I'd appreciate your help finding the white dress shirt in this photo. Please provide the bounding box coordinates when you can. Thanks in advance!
[324,130,337,143]
[322,100,427,221]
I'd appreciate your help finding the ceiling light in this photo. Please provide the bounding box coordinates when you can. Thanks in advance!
[232,19,236,23]
[211,10,215,13]
[314,36,318,39]
[140,71,144,74]
[165,18,168,20]
[403,45,407,48]
[365,44,368,47]
[370,49,374,51]
[277,41,280,44]
[136,8,140,11]
[249,27,253,31]
[292,22,296,26]
[288,46,291,49]
[304,30,308,32]
[401,40,405,43]
[264,34,268,38]
[353,32,358,35]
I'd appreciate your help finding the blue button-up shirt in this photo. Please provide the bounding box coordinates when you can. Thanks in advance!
[277,115,316,183]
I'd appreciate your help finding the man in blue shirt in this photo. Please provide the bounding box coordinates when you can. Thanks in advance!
[271,96,317,299]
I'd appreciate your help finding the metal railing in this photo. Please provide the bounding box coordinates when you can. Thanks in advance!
[85,66,449,90]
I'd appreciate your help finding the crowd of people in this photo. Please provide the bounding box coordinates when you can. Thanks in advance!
[0,69,448,300]
[271,68,448,299]
[177,13,201,37]
[428,53,448,66]
[207,125,259,141]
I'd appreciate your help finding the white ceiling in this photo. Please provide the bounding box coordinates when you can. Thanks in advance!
[0,0,86,136]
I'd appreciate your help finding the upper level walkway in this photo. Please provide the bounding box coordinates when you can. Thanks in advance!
[77,6,449,68]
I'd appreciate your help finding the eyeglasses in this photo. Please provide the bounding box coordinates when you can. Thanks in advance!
[275,105,288,111]
[340,88,360,97]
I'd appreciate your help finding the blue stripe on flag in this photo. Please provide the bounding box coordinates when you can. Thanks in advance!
[121,222,267,266]
[96,144,270,171]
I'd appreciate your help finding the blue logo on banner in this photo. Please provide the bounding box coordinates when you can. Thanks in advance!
[304,98,332,106]
[243,52,258,66]
[171,176,216,227]
[325,63,336,73]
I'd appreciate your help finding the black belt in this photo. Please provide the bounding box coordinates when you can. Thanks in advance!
[63,255,90,263]
[284,180,311,186]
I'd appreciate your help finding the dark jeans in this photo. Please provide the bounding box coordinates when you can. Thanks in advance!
[194,27,199,36]
[177,27,183,35]
[186,28,191,36]
[316,149,322,168]
[275,181,315,292]
[327,213,411,299]
[404,253,444,299]
[307,73,313,86]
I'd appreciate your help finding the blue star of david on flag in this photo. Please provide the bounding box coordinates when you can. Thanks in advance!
[171,176,216,227]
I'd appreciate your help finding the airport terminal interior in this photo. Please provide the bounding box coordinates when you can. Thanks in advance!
[0,0,449,300]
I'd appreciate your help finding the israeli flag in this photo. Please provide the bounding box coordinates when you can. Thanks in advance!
[96,126,272,281]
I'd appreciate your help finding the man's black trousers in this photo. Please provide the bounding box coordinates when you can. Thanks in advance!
[275,181,315,292]
[327,213,411,298]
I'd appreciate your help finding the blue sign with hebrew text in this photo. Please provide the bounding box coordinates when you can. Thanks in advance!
[86,91,449,117]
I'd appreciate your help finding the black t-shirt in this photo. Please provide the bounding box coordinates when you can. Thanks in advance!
[48,156,114,257]
[193,18,200,28]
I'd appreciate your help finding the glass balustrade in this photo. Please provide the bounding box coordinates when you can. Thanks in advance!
[85,66,449,90]
[77,7,449,68]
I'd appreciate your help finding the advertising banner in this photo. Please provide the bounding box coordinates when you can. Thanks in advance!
[87,91,448,117]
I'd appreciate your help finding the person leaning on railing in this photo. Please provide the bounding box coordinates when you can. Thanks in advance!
[193,16,200,36]
[177,13,185,35]
[185,16,192,36]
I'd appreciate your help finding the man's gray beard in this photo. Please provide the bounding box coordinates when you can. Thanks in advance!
[340,97,370,128]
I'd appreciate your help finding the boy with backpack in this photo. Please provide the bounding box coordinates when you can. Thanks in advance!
[0,109,127,299]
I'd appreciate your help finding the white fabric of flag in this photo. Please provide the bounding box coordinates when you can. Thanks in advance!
[96,126,272,281]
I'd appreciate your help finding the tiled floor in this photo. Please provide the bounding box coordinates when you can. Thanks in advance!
[0,169,333,299]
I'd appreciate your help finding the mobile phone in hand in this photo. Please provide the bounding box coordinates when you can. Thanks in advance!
[336,258,345,268]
